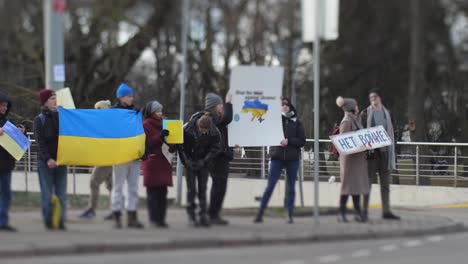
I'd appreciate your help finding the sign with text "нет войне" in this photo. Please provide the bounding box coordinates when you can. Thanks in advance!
[329,125,393,156]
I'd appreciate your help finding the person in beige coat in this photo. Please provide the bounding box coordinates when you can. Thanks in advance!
[336,97,369,222]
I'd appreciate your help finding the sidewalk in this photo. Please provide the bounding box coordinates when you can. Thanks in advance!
[0,208,464,258]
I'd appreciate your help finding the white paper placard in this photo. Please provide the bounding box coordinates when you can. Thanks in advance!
[329,125,392,156]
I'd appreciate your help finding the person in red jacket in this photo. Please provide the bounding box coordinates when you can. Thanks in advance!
[142,101,174,228]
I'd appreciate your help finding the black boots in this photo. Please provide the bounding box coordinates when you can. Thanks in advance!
[338,195,349,222]
[254,209,264,223]
[113,211,122,229]
[383,212,401,220]
[199,215,210,227]
[287,211,294,224]
[127,211,144,229]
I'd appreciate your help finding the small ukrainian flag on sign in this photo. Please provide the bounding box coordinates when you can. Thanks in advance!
[57,107,145,166]
[0,121,30,161]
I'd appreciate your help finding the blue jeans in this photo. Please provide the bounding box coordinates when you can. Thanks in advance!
[0,170,12,226]
[259,159,300,213]
[37,161,67,226]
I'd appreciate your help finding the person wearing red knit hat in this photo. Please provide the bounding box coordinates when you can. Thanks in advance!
[33,89,68,230]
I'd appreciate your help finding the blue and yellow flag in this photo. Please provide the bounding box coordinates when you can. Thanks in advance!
[57,108,145,166]
[0,121,31,161]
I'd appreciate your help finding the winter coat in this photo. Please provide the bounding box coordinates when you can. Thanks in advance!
[33,107,59,162]
[142,118,174,187]
[192,103,234,161]
[179,114,222,169]
[269,115,306,161]
[112,102,135,110]
[0,94,16,172]
[339,112,369,195]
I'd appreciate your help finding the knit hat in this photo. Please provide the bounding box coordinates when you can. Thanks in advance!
[143,100,163,119]
[204,93,223,110]
[336,96,357,112]
[116,83,134,98]
[94,100,111,109]
[38,89,56,105]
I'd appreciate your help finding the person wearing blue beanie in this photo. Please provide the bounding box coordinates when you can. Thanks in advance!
[116,83,134,99]
[110,83,143,229]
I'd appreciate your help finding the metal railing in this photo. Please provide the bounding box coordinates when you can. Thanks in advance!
[14,134,468,195]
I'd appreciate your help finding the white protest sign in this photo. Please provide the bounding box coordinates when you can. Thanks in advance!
[228,66,284,147]
[329,125,392,156]
[56,87,76,109]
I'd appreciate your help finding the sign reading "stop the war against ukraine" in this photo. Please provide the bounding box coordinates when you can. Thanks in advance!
[329,125,393,156]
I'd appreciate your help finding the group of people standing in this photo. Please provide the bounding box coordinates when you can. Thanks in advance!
[336,89,400,222]
[0,85,401,232]
[0,83,236,231]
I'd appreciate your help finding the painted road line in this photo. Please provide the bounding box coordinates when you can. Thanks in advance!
[426,235,444,243]
[351,249,372,258]
[280,260,307,264]
[404,240,424,248]
[380,244,399,252]
[318,255,342,263]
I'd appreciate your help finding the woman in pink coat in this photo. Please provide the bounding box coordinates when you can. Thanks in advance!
[142,101,174,228]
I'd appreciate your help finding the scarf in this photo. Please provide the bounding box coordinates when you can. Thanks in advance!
[366,105,396,170]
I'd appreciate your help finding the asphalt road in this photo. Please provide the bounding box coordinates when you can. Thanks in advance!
[3,231,466,264]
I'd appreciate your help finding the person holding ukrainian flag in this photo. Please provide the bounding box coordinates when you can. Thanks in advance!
[33,89,68,230]
[110,83,144,229]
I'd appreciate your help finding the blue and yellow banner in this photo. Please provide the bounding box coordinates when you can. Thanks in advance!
[0,121,31,161]
[57,108,145,166]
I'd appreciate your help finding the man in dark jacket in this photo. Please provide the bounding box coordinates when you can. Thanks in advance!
[200,92,233,225]
[33,89,68,230]
[360,88,400,221]
[179,113,221,227]
[0,93,24,232]
[254,98,306,224]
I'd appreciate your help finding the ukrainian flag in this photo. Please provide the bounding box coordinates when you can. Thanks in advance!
[57,107,145,166]
[0,121,31,161]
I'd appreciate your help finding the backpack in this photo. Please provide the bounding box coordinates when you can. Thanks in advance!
[329,125,340,157]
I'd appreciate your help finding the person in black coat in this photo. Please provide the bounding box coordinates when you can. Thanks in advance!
[33,89,68,230]
[0,93,25,232]
[199,92,233,225]
[254,98,306,224]
[178,113,221,227]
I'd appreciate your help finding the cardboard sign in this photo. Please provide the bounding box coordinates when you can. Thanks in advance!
[228,66,284,147]
[329,125,392,156]
[56,87,76,109]
[163,119,183,144]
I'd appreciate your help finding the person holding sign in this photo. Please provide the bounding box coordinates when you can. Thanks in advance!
[202,92,233,226]
[142,101,174,228]
[254,98,305,224]
[361,89,400,220]
[0,93,25,232]
[33,89,68,230]
[336,97,369,223]
[179,113,221,227]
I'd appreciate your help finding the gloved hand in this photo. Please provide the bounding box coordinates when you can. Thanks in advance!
[196,159,205,169]
[161,129,170,137]
[184,160,194,170]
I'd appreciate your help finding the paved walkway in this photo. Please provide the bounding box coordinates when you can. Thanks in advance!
[0,208,464,258]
